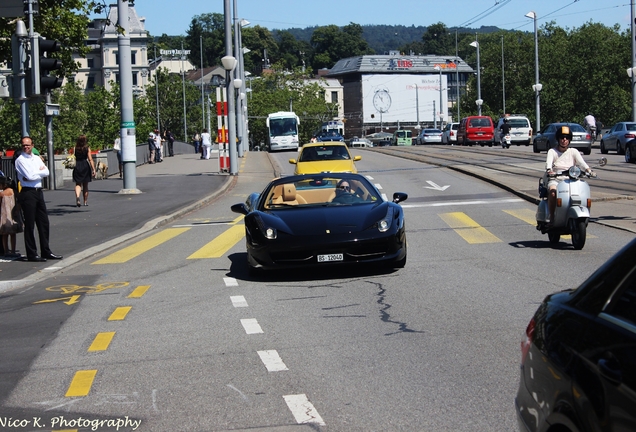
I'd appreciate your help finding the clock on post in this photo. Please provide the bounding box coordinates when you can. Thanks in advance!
[373,89,391,113]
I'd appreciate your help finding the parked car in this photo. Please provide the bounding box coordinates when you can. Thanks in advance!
[532,122,592,154]
[494,115,532,146]
[289,142,361,175]
[441,123,459,145]
[457,116,495,146]
[600,122,636,155]
[515,237,636,432]
[230,173,408,274]
[415,128,442,145]
[349,136,374,148]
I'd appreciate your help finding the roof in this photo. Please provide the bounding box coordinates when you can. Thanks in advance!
[327,54,474,76]
[103,4,147,35]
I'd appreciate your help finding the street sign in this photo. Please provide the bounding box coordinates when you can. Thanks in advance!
[45,103,60,116]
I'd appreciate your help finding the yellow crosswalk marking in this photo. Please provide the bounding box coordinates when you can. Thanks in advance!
[127,285,150,298]
[108,306,132,321]
[88,332,115,352]
[65,370,97,397]
[503,209,537,225]
[503,209,596,239]
[92,228,190,264]
[188,224,245,259]
[439,212,502,244]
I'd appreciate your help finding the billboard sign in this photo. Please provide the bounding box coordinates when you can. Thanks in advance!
[363,74,447,124]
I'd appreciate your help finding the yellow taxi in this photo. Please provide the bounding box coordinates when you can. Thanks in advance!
[289,142,361,175]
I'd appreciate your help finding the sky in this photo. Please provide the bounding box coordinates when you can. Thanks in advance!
[124,0,633,37]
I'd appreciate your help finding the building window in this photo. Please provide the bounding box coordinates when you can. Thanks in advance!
[132,72,138,86]
[87,76,95,90]
[131,51,137,65]
[331,91,338,104]
[114,51,119,65]
[87,58,94,68]
[115,73,120,84]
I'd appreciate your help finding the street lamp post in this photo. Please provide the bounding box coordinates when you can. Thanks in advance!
[526,11,541,134]
[414,83,420,130]
[470,36,481,116]
[435,65,443,128]
[181,41,187,142]
[501,36,506,114]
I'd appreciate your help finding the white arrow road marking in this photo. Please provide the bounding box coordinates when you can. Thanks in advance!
[425,180,450,191]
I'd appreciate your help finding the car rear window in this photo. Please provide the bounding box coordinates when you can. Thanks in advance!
[469,118,492,127]
[508,119,529,127]
[567,124,586,132]
[627,124,636,131]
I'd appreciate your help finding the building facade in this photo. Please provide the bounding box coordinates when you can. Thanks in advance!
[327,52,474,138]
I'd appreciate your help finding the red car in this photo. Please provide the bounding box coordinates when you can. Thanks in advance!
[457,116,495,147]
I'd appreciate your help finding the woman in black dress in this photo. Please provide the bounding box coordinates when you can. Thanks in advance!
[72,135,96,207]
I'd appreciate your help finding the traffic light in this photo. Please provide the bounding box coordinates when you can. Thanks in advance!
[30,34,63,97]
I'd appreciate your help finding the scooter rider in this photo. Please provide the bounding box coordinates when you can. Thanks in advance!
[545,125,595,225]
[499,118,511,146]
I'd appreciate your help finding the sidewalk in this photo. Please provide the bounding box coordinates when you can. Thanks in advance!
[0,149,241,292]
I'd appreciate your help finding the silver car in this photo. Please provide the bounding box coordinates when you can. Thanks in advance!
[415,129,443,145]
[600,122,636,155]
[532,123,592,155]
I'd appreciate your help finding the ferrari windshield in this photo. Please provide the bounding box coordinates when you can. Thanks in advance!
[263,175,381,209]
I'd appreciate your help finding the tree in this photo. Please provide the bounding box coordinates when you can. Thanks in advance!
[184,13,225,68]
[247,64,333,146]
[0,0,111,75]
[421,23,455,55]
[310,23,373,70]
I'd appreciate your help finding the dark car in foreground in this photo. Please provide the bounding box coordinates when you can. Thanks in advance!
[231,173,408,274]
[515,237,636,432]
[533,122,592,154]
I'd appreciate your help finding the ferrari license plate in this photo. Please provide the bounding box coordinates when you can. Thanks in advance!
[318,253,343,262]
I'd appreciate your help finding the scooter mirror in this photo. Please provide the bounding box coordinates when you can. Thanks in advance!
[598,157,607,167]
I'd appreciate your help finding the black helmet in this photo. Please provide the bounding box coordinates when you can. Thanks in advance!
[555,125,573,141]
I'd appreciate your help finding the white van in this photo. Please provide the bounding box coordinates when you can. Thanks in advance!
[495,115,532,146]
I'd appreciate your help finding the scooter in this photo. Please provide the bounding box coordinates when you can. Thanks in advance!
[501,134,511,148]
[535,158,606,250]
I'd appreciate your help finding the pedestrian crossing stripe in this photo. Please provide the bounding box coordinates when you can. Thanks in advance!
[92,228,191,264]
[439,212,502,244]
[187,224,245,259]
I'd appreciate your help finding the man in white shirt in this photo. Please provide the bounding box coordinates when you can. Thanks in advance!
[14,136,62,262]
[201,128,212,160]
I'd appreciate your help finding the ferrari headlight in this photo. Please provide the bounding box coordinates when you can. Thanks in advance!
[255,216,277,240]
[377,206,394,232]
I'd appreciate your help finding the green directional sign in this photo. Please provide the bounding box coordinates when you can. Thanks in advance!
[121,121,135,128]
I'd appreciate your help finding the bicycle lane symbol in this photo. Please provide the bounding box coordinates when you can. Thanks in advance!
[32,282,130,306]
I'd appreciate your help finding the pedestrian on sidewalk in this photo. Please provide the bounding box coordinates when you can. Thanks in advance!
[113,135,122,178]
[165,129,175,157]
[201,128,212,159]
[154,129,163,162]
[72,134,96,207]
[14,136,63,262]
[148,132,156,164]
[0,175,23,258]
[193,132,201,154]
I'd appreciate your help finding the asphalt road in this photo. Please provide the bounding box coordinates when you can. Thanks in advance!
[1,147,634,431]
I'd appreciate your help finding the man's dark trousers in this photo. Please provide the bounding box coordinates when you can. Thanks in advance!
[19,187,52,258]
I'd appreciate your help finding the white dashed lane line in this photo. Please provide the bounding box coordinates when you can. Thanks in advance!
[240,318,264,334]
[257,350,289,372]
[283,394,326,426]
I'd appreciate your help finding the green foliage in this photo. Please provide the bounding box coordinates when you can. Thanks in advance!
[247,66,334,146]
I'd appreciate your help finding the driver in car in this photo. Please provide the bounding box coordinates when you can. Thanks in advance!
[545,125,594,225]
[331,179,359,204]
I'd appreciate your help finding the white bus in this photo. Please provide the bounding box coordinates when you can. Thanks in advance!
[266,111,300,152]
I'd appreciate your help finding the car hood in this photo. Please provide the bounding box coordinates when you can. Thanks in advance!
[295,160,357,174]
[258,201,390,235]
